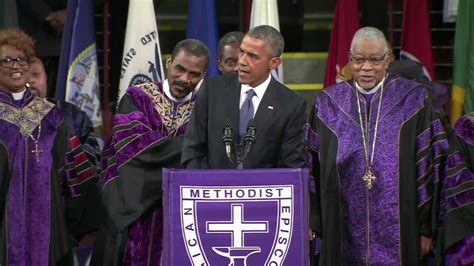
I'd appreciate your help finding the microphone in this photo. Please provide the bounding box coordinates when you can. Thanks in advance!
[222,119,235,166]
[242,119,256,160]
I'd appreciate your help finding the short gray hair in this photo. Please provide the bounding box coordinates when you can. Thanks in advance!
[247,25,285,57]
[350,27,388,54]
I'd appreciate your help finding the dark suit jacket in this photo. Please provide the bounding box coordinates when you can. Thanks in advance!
[181,73,307,169]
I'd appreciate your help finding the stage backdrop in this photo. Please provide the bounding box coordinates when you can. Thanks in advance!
[162,168,309,266]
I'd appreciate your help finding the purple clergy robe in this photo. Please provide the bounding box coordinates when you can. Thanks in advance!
[97,82,197,266]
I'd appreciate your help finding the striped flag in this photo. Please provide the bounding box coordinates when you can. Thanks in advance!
[186,0,219,77]
[400,0,435,80]
[323,0,360,87]
[449,0,474,124]
[249,0,284,83]
[118,0,164,100]
[56,0,101,127]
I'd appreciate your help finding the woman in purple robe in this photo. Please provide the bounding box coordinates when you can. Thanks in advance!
[0,28,99,265]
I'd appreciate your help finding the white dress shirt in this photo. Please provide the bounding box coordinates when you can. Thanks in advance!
[239,74,272,117]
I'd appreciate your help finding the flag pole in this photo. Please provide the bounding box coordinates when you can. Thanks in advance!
[102,0,112,138]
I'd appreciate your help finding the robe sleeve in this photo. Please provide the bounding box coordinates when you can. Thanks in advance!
[0,142,10,264]
[439,113,474,264]
[307,103,322,234]
[54,120,101,240]
[414,98,449,238]
[100,93,183,231]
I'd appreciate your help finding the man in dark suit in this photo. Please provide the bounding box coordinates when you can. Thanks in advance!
[181,25,306,169]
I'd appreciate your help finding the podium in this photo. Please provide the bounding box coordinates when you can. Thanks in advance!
[162,168,309,266]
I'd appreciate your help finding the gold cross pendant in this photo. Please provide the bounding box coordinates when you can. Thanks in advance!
[31,143,43,162]
[362,169,376,189]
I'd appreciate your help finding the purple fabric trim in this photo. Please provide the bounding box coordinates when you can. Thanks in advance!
[0,92,63,265]
[101,85,195,188]
[417,161,442,207]
[444,152,474,191]
[415,120,450,206]
[123,208,163,266]
[306,123,318,153]
[454,114,474,146]
[445,235,474,266]
[305,123,317,193]
[416,120,446,152]
[444,187,474,213]
[315,75,429,264]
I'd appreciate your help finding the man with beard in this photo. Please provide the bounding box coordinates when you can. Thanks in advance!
[93,39,209,265]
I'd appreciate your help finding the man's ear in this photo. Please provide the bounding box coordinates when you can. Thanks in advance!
[166,56,172,69]
[269,56,281,71]
[217,59,223,72]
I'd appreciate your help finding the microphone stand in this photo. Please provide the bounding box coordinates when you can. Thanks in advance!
[236,122,256,169]
[222,125,236,167]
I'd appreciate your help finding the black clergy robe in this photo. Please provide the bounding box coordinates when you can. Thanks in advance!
[93,82,197,265]
[308,74,449,265]
[0,89,99,265]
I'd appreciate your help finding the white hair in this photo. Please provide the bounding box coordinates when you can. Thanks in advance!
[350,27,389,54]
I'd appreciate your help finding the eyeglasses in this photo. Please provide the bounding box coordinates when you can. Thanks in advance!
[350,53,387,66]
[0,57,29,68]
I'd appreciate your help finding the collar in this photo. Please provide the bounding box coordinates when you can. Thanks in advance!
[163,79,194,103]
[11,88,27,100]
[240,73,272,99]
[355,76,386,95]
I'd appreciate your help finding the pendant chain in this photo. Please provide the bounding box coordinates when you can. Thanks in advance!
[356,81,384,189]
[29,124,43,162]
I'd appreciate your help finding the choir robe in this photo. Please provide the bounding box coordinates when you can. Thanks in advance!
[95,82,197,265]
[307,74,449,265]
[0,89,98,265]
[440,113,474,265]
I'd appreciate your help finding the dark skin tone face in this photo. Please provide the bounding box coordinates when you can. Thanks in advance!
[349,39,389,90]
[237,35,281,87]
[0,45,30,93]
[218,43,240,74]
[166,50,207,99]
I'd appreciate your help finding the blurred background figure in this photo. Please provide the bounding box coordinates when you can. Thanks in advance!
[27,56,102,266]
[217,31,244,74]
[387,60,449,110]
[27,56,101,160]
[17,0,67,97]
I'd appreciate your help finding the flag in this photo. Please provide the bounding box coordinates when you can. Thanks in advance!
[323,0,360,88]
[186,0,219,77]
[449,0,474,124]
[56,0,102,127]
[118,0,165,100]
[249,0,284,83]
[443,0,458,23]
[0,0,18,27]
[400,0,435,80]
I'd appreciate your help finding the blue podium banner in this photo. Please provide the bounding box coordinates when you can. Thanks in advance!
[162,168,309,266]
